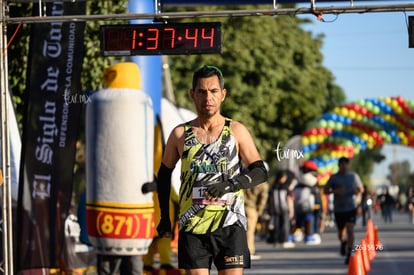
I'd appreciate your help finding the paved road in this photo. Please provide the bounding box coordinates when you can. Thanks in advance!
[206,210,414,275]
[368,211,414,275]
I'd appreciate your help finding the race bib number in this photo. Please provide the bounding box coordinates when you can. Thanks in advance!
[192,186,233,206]
[193,186,208,200]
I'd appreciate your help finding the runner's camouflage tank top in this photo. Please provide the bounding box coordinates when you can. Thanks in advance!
[179,118,246,234]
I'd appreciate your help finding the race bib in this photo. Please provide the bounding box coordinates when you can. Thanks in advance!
[192,185,234,206]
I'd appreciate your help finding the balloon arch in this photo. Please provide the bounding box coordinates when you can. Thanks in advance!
[301,96,414,184]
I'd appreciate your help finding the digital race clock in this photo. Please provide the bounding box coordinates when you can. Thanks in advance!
[100,22,222,56]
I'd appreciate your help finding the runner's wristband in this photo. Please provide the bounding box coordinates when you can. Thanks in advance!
[236,160,268,189]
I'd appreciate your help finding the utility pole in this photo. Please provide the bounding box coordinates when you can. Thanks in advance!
[0,0,14,273]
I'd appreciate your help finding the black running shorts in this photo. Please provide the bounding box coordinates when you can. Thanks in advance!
[178,223,251,270]
[334,209,357,231]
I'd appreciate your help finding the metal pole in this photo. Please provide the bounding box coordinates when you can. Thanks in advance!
[5,3,414,24]
[162,56,176,103]
[0,0,14,273]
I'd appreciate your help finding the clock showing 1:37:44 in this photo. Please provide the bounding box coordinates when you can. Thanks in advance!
[100,22,222,56]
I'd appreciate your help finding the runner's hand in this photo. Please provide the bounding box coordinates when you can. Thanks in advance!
[205,181,234,198]
[156,217,172,238]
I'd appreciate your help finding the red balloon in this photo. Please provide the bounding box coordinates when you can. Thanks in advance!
[353,104,361,112]
[396,96,404,104]
[318,128,326,135]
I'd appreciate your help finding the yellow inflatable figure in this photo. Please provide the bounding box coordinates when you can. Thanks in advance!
[86,62,155,273]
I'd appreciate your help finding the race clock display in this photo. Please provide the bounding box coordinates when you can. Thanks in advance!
[100,22,222,56]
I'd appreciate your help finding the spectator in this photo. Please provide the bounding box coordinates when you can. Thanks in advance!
[244,177,269,259]
[378,187,395,223]
[406,188,414,224]
[312,181,323,240]
[360,184,373,227]
[292,160,320,245]
[266,169,296,248]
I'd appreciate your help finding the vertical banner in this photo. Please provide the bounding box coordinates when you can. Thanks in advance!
[16,1,86,273]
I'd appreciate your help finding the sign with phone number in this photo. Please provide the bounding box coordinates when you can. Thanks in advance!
[87,205,154,239]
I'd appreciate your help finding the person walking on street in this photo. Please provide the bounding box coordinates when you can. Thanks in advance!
[156,65,268,275]
[360,184,373,227]
[324,157,363,265]
[378,187,395,223]
[266,169,296,248]
[244,176,269,259]
[407,187,414,224]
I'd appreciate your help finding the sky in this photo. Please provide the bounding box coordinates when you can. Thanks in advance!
[298,1,414,184]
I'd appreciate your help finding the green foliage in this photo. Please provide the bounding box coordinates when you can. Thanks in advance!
[350,147,385,188]
[6,1,128,204]
[387,159,412,192]
[7,1,128,131]
[165,6,345,169]
[7,2,32,127]
[7,3,347,177]
[82,0,128,93]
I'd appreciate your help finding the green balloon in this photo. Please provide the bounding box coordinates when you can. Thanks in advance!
[365,101,373,111]
[319,120,328,128]
[335,122,343,130]
[328,120,336,129]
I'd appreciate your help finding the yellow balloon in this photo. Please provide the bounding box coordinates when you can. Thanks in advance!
[391,99,398,109]
[367,141,374,149]
[348,110,356,120]
[341,107,349,117]
[302,136,309,146]
[333,107,341,113]
[395,106,403,115]
[397,132,408,145]
[361,133,369,142]
[317,135,324,144]
[384,114,394,124]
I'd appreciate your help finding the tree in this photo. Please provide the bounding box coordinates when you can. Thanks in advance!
[387,159,412,191]
[350,147,385,189]
[7,1,128,130]
[7,3,345,175]
[6,1,128,204]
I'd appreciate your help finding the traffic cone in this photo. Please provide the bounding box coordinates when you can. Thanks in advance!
[366,219,375,244]
[374,225,383,251]
[366,219,376,260]
[348,249,366,275]
[360,238,371,273]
